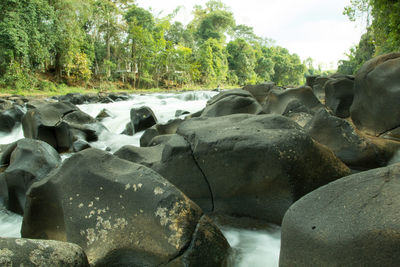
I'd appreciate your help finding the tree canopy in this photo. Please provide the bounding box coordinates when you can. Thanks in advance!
[0,0,309,90]
[338,0,399,74]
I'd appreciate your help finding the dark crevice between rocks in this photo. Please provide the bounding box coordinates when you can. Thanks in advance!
[163,213,206,266]
[180,135,215,212]
[378,124,400,138]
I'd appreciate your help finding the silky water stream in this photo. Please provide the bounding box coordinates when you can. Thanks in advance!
[0,91,281,266]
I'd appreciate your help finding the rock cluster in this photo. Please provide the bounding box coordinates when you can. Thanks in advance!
[0,53,400,265]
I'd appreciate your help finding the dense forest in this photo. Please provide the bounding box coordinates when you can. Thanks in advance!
[0,0,333,91]
[338,0,400,74]
[0,0,398,92]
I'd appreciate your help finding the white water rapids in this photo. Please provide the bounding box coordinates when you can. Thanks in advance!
[0,90,281,266]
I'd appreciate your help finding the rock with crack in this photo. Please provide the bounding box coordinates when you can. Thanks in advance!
[22,101,107,152]
[350,52,400,136]
[200,89,263,117]
[280,163,400,267]
[0,237,89,266]
[176,114,350,224]
[21,148,230,266]
[115,134,214,212]
[0,138,61,214]
[263,86,324,116]
[305,109,400,170]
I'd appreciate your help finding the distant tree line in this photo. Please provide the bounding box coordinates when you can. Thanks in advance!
[0,0,313,90]
[338,0,400,75]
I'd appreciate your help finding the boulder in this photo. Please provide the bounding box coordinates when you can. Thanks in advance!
[0,99,13,110]
[176,114,350,224]
[280,163,400,267]
[263,86,323,115]
[139,119,184,147]
[22,102,107,152]
[95,109,113,121]
[139,126,159,147]
[0,237,89,266]
[243,82,276,103]
[0,139,61,214]
[201,89,263,117]
[350,53,400,135]
[0,105,25,133]
[59,93,87,105]
[129,106,157,134]
[324,77,355,118]
[305,109,395,170]
[116,134,214,212]
[22,148,230,266]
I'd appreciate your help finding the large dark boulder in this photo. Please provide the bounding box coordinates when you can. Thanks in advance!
[280,163,400,267]
[243,82,277,103]
[263,86,323,115]
[350,53,400,136]
[139,119,184,147]
[21,148,230,266]
[0,105,25,133]
[305,109,398,170]
[123,106,157,135]
[58,93,87,105]
[22,102,107,152]
[324,77,354,118]
[174,114,350,224]
[201,89,263,117]
[115,134,214,212]
[0,139,61,214]
[0,237,89,266]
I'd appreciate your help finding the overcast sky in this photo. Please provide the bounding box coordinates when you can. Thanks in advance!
[135,0,365,70]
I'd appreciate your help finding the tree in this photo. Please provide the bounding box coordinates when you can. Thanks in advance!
[0,0,55,79]
[226,38,257,85]
[344,0,400,54]
[337,31,375,74]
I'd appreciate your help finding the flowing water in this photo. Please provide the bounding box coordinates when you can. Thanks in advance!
[0,90,281,266]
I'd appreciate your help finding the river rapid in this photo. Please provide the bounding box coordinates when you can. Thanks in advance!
[0,91,281,266]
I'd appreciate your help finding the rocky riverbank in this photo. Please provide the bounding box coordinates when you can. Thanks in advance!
[0,53,400,266]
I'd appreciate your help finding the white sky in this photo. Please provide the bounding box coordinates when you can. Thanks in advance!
[135,0,365,70]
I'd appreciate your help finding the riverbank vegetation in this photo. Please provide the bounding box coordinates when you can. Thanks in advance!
[338,0,400,74]
[0,0,334,94]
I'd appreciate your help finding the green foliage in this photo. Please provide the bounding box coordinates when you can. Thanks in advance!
[64,51,92,84]
[0,60,33,90]
[342,0,400,69]
[0,0,310,91]
[338,31,375,74]
[227,38,257,85]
